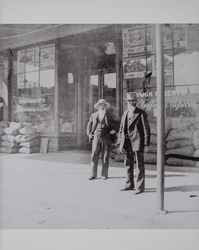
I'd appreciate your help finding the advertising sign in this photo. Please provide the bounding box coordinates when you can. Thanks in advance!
[123,56,152,79]
[122,26,153,57]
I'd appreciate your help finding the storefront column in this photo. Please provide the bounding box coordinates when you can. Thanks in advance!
[54,41,60,135]
[155,24,166,213]
[115,26,123,119]
[77,45,82,149]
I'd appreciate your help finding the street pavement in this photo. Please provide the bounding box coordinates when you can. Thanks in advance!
[0,151,199,229]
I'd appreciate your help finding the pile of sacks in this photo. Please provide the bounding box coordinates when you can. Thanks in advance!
[110,118,171,164]
[16,126,41,154]
[165,119,196,167]
[0,122,41,154]
[110,117,199,168]
[193,129,199,167]
[0,122,21,153]
[143,117,171,165]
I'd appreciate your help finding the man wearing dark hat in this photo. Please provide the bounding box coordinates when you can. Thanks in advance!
[87,99,116,180]
[117,92,150,194]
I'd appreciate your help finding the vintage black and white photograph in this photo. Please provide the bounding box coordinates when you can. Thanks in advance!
[0,22,199,231]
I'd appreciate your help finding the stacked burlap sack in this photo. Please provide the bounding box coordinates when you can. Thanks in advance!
[0,122,8,147]
[0,122,21,153]
[15,126,41,154]
[165,120,196,167]
[110,118,171,165]
[193,129,199,167]
[144,118,171,164]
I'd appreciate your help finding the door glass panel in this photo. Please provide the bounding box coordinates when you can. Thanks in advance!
[104,73,116,114]
[88,75,99,115]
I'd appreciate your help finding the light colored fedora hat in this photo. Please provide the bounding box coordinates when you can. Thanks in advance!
[126,92,137,100]
[94,99,110,109]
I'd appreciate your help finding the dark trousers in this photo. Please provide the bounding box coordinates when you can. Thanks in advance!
[124,139,145,191]
[90,134,110,178]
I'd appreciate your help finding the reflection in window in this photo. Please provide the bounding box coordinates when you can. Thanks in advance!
[104,73,116,114]
[40,69,55,95]
[89,75,99,114]
[174,52,199,89]
[59,72,76,133]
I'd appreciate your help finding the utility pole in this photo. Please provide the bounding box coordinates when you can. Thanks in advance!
[155,24,166,213]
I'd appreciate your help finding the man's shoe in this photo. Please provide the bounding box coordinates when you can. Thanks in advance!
[120,187,134,191]
[134,190,144,194]
[101,176,108,180]
[89,177,96,180]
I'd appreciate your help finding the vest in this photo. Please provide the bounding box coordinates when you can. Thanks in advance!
[94,115,109,136]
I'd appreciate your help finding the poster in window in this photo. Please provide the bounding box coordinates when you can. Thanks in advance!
[163,24,187,50]
[17,73,25,89]
[123,56,152,79]
[17,50,25,73]
[122,26,152,57]
[40,44,55,69]
[25,48,38,72]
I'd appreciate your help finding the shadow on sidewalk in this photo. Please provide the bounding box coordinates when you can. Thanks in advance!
[167,209,199,214]
[145,174,186,178]
[165,185,199,192]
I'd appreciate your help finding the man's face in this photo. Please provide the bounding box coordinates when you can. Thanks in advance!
[98,103,106,111]
[127,99,137,108]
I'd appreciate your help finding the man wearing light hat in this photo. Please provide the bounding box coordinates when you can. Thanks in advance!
[117,92,150,194]
[87,99,116,180]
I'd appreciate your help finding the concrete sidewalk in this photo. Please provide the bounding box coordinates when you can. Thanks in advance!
[0,151,199,229]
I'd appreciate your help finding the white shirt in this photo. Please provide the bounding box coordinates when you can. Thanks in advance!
[98,110,106,121]
[127,106,135,119]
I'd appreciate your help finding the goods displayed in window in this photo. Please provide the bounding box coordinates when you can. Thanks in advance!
[14,44,55,133]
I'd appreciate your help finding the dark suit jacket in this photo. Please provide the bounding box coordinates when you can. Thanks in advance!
[118,107,150,151]
[87,111,116,139]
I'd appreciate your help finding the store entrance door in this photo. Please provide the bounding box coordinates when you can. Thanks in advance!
[81,70,116,149]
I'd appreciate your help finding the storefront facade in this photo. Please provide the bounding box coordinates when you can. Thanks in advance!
[0,24,199,162]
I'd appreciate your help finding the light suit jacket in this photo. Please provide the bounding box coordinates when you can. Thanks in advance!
[118,107,150,152]
[87,111,115,138]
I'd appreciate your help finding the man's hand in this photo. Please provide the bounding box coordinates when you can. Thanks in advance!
[109,129,116,135]
[88,134,94,142]
[144,146,150,153]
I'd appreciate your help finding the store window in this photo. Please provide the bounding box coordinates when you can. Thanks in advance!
[122,24,199,167]
[14,44,55,133]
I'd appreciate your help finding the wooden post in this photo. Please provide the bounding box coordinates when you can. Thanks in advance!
[77,44,82,149]
[155,24,166,213]
[54,41,60,133]
[53,40,60,151]
[115,25,123,119]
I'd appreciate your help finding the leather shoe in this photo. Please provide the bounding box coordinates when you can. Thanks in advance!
[134,190,144,194]
[120,187,134,191]
[89,177,96,180]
